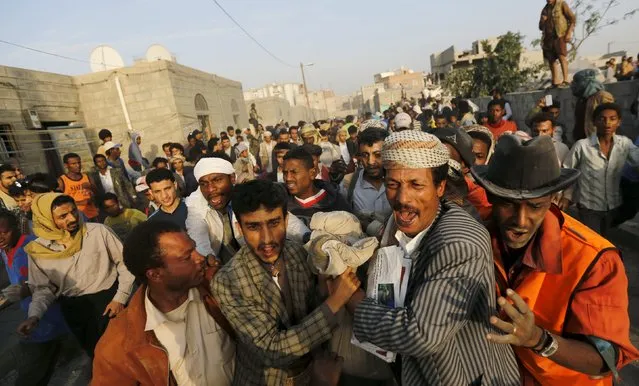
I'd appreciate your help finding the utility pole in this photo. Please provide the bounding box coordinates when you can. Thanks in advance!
[300,62,315,121]
[607,41,614,54]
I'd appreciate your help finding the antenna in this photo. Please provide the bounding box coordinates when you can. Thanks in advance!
[89,45,125,72]
[145,44,175,62]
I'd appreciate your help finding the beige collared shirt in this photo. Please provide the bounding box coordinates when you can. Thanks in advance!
[144,287,235,386]
[27,223,135,319]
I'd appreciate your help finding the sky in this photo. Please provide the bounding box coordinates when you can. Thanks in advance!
[2,0,638,94]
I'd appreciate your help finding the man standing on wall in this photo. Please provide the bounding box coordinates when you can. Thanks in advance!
[540,0,576,88]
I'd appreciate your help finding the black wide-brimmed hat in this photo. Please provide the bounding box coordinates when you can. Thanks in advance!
[470,135,580,200]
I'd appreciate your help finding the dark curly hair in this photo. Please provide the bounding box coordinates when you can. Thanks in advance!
[231,179,288,223]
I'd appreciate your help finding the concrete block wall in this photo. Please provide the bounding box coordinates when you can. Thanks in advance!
[75,61,181,163]
[0,65,83,174]
[472,80,639,142]
[166,62,248,138]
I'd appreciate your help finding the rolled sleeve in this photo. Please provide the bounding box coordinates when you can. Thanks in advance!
[563,250,639,368]
[27,255,56,319]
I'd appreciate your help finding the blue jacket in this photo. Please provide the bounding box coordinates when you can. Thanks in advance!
[2,234,68,342]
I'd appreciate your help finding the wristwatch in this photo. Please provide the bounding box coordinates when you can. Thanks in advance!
[533,329,559,358]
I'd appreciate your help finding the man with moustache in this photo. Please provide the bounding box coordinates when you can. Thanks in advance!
[185,154,308,265]
[472,134,639,385]
[17,193,135,358]
[349,131,520,385]
[340,126,391,236]
[213,179,361,385]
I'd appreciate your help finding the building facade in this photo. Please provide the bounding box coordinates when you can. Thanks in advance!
[0,60,248,175]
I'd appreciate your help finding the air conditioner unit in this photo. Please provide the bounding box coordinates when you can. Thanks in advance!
[24,110,42,129]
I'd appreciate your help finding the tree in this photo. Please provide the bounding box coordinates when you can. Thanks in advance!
[443,32,542,98]
[531,0,638,60]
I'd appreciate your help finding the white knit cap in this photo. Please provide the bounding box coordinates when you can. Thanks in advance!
[193,157,235,181]
[382,130,450,170]
[235,143,248,154]
[394,112,412,129]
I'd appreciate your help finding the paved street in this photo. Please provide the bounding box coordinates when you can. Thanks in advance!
[1,214,639,385]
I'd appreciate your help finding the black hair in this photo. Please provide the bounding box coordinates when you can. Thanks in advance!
[8,182,26,198]
[345,115,355,123]
[162,142,172,149]
[347,126,358,135]
[24,173,57,193]
[231,179,288,222]
[51,195,76,211]
[98,129,112,141]
[423,109,434,121]
[593,102,622,121]
[319,129,328,137]
[63,153,81,164]
[432,164,449,187]
[204,152,233,163]
[99,192,119,208]
[467,131,492,148]
[207,138,219,153]
[169,143,184,154]
[152,157,168,168]
[298,121,306,128]
[491,88,503,96]
[487,99,505,110]
[434,113,447,121]
[0,208,19,232]
[542,100,561,110]
[146,168,175,185]
[274,142,293,152]
[226,126,234,131]
[93,153,107,164]
[283,147,314,169]
[278,129,289,137]
[530,112,556,129]
[123,220,183,284]
[0,164,16,176]
[289,126,298,132]
[235,129,242,135]
[358,128,388,147]
[301,144,322,157]
[235,135,243,141]
[364,112,373,120]
[457,100,472,115]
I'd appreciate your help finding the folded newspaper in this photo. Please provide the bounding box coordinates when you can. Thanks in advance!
[351,245,412,362]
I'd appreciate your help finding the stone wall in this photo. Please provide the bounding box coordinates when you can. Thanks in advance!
[0,65,84,174]
[472,80,639,141]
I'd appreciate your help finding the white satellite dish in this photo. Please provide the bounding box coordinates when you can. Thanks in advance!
[146,44,174,62]
[89,45,125,73]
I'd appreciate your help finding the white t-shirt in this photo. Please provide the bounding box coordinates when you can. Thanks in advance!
[99,168,116,194]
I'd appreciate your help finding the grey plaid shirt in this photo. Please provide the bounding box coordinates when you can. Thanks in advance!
[212,241,336,385]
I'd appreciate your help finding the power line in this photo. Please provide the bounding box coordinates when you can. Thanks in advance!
[0,39,121,68]
[209,0,296,68]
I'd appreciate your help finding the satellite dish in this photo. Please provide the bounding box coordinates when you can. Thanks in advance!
[89,45,125,73]
[146,44,174,62]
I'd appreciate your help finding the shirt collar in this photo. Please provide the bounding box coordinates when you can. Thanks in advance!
[394,205,441,257]
[144,287,198,331]
[589,133,620,147]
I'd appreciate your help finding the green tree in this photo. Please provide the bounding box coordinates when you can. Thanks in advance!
[443,32,542,98]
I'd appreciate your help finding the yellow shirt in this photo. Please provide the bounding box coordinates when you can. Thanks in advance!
[104,208,147,241]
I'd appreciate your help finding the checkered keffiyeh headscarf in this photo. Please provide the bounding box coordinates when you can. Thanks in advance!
[382,130,450,170]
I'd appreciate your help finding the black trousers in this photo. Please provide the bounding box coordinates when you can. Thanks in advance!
[59,281,117,358]
[16,339,62,386]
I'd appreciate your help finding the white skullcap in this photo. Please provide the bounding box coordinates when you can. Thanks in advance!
[394,112,412,129]
[360,119,387,131]
[263,131,272,137]
[235,143,248,154]
[382,130,450,170]
[193,157,235,181]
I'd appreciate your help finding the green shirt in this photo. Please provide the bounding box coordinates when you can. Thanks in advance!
[104,208,147,241]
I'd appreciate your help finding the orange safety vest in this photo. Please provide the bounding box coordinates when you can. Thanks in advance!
[494,212,616,386]
[61,174,99,219]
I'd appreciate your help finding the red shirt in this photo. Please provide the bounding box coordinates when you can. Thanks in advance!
[465,177,492,221]
[485,120,518,139]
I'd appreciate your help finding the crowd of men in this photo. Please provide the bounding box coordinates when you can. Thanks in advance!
[0,65,638,386]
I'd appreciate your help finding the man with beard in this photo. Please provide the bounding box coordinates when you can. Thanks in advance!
[186,155,308,265]
[283,147,352,226]
[340,127,391,236]
[486,100,518,139]
[349,131,520,385]
[213,179,361,385]
[17,193,135,358]
[93,221,236,385]
[472,134,638,385]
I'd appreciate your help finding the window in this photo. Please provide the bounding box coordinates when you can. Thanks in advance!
[0,124,15,159]
[195,94,208,111]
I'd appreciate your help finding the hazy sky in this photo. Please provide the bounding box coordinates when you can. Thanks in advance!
[2,0,638,94]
